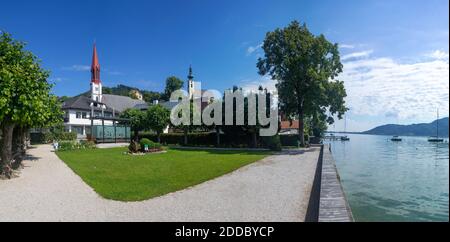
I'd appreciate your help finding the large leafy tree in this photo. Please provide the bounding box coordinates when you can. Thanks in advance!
[0,32,62,177]
[163,76,183,101]
[120,108,146,141]
[257,21,347,146]
[146,104,170,143]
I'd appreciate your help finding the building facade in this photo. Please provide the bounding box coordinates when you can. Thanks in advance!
[61,44,146,139]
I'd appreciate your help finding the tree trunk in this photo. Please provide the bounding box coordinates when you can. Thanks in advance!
[157,132,161,143]
[298,104,305,147]
[1,123,15,178]
[20,128,28,155]
[216,127,220,147]
[183,127,188,146]
[134,130,139,142]
[12,126,20,155]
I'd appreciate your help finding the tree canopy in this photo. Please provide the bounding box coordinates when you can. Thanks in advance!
[0,32,62,177]
[257,21,348,146]
[146,104,170,142]
[120,108,147,141]
[163,76,184,101]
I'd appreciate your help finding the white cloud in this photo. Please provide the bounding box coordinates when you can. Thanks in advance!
[340,44,355,49]
[341,50,374,61]
[62,65,90,71]
[425,50,449,60]
[246,43,263,56]
[240,50,449,132]
[49,77,65,83]
[240,75,277,94]
[341,51,449,123]
[328,117,384,133]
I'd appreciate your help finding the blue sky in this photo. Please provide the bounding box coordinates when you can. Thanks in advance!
[1,0,449,131]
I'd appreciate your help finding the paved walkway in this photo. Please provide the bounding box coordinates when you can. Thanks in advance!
[0,145,319,222]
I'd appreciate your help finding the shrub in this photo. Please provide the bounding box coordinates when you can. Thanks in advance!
[139,138,162,152]
[139,138,153,150]
[138,132,251,147]
[58,132,77,141]
[128,141,141,153]
[30,132,47,144]
[79,140,96,149]
[58,141,77,151]
[280,134,298,147]
[31,131,77,144]
[57,140,96,151]
[262,135,282,151]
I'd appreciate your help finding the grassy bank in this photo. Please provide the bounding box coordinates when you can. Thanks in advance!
[56,147,269,201]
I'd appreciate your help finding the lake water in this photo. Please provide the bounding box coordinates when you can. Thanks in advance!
[326,134,449,222]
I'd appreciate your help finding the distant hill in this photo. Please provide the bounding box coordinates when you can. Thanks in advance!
[74,84,162,102]
[363,117,449,137]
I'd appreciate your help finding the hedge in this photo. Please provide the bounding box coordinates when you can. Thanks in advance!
[138,132,314,149]
[57,140,96,151]
[30,131,77,144]
[138,132,253,148]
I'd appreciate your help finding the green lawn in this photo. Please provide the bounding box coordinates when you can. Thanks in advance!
[56,147,269,201]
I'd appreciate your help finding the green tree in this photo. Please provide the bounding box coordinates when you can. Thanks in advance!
[163,76,183,101]
[142,90,162,103]
[257,21,347,146]
[120,108,146,141]
[146,104,170,143]
[0,32,62,177]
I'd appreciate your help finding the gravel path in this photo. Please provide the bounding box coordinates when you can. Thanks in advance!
[0,145,319,222]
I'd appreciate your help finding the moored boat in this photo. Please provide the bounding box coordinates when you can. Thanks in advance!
[391,135,402,141]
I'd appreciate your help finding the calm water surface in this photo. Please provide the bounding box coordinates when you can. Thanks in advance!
[327,134,449,222]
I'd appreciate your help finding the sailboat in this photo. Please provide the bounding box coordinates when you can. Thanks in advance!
[391,117,402,141]
[428,109,444,143]
[341,115,350,141]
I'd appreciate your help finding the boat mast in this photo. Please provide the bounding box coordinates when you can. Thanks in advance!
[344,115,347,133]
[437,109,439,138]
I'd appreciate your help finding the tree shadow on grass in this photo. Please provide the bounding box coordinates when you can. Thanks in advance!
[169,147,272,156]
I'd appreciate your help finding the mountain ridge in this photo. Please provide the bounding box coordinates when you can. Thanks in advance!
[362,117,449,137]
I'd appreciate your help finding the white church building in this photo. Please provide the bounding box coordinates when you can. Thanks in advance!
[61,44,146,138]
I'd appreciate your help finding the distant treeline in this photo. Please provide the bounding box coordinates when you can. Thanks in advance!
[59,84,162,103]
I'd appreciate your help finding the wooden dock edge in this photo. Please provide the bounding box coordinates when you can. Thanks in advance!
[305,144,354,222]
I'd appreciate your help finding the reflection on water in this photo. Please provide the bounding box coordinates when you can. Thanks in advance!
[326,134,449,222]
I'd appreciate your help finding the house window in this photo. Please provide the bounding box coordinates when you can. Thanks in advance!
[82,112,87,119]
[72,126,83,135]
[76,112,82,119]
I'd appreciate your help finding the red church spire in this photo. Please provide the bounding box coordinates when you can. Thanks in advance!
[91,43,101,84]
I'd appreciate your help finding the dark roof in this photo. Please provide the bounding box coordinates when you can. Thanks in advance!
[62,96,115,112]
[102,94,146,112]
[134,103,149,110]
[62,94,147,114]
[159,101,179,110]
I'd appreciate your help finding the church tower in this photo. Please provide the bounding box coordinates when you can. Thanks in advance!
[90,43,102,102]
[188,65,195,99]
